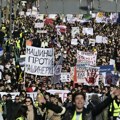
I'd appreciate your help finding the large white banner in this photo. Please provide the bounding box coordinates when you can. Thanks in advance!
[25,46,54,76]
[77,51,97,66]
[46,89,70,102]
[0,92,37,102]
[60,72,71,82]
[71,27,79,38]
[76,65,100,85]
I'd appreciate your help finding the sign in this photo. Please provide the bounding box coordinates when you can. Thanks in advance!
[89,39,96,46]
[35,23,44,28]
[110,13,118,23]
[56,25,67,33]
[0,92,37,102]
[102,37,108,44]
[76,65,86,83]
[26,12,31,16]
[25,46,54,76]
[60,72,71,82]
[77,51,97,66]
[66,14,73,23]
[96,36,103,43]
[82,28,93,35]
[71,27,79,38]
[46,89,70,102]
[0,65,4,71]
[84,66,100,86]
[71,39,78,45]
[48,14,57,19]
[19,11,24,16]
[110,59,116,70]
[76,65,99,85]
[99,65,114,73]
[95,12,106,23]
[32,7,38,16]
[19,55,26,67]
[96,36,108,44]
[37,30,47,33]
[104,72,119,86]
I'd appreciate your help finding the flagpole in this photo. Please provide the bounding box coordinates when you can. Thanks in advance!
[35,75,37,82]
[23,70,26,90]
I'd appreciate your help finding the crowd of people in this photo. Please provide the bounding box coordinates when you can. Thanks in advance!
[0,2,120,120]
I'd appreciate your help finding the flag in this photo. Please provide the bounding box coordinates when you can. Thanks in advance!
[0,47,3,56]
[53,54,63,84]
[18,55,26,67]
[83,13,92,20]
[44,18,54,26]
[73,66,77,87]
[15,49,24,82]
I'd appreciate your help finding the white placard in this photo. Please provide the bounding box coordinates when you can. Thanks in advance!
[89,39,96,46]
[37,30,47,33]
[96,35,103,43]
[82,28,93,35]
[26,12,31,16]
[19,11,24,16]
[77,51,97,66]
[66,14,73,22]
[48,14,57,19]
[110,59,116,69]
[25,46,54,76]
[71,39,78,45]
[35,23,44,28]
[102,37,108,44]
[71,27,79,38]
[60,72,71,82]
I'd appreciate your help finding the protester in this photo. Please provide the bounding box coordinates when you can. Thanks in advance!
[62,89,120,120]
[15,105,28,120]
[0,1,120,120]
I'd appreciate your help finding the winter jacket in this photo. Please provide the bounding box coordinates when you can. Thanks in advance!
[62,95,113,120]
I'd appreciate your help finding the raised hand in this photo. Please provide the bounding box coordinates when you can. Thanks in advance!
[110,88,120,98]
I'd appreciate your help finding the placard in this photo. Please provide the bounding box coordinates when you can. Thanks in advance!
[82,28,93,35]
[25,46,54,76]
[89,39,96,46]
[76,65,99,85]
[71,27,79,38]
[60,72,71,82]
[71,39,78,45]
[77,51,97,66]
[35,23,44,28]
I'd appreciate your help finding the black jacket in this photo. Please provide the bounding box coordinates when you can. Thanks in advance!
[62,95,113,120]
